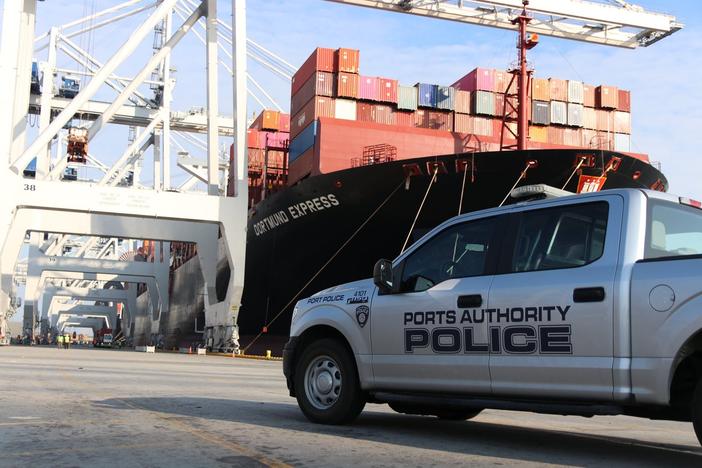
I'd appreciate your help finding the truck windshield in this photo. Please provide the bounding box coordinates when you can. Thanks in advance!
[646,201,702,258]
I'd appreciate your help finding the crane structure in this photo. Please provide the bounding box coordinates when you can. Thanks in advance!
[0,0,275,351]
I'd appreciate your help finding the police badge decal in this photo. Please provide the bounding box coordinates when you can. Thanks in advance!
[355,305,369,328]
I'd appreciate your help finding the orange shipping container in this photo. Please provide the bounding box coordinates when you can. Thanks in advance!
[251,110,280,131]
[618,90,631,112]
[596,85,619,109]
[454,90,471,114]
[583,84,596,108]
[291,48,335,96]
[596,109,614,132]
[279,114,290,132]
[583,107,597,130]
[290,96,335,138]
[414,109,453,131]
[549,78,568,102]
[529,125,549,143]
[453,113,473,133]
[532,78,550,101]
[563,128,582,146]
[335,48,360,74]
[394,110,414,127]
[337,72,359,99]
[548,126,564,145]
[494,70,511,94]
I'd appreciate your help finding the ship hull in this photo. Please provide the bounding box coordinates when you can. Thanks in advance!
[238,149,666,337]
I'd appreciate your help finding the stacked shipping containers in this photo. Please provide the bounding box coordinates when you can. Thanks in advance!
[285,47,635,184]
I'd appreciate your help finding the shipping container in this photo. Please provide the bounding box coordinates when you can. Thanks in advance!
[471,90,495,116]
[335,48,360,74]
[264,132,290,150]
[291,47,335,96]
[453,113,473,133]
[279,113,290,132]
[291,71,335,113]
[337,72,360,99]
[550,101,567,125]
[291,96,335,138]
[583,107,597,130]
[614,111,631,134]
[614,133,631,152]
[549,78,568,102]
[532,78,550,101]
[548,126,564,145]
[582,129,598,148]
[247,129,264,149]
[414,109,452,131]
[359,76,379,101]
[356,103,396,125]
[416,83,438,108]
[356,102,374,122]
[596,85,619,109]
[563,128,582,146]
[454,90,471,114]
[251,110,281,131]
[394,110,414,127]
[289,121,318,162]
[618,89,631,112]
[493,119,518,141]
[494,70,512,94]
[472,117,493,136]
[567,80,584,104]
[596,109,613,132]
[597,131,614,150]
[452,67,495,92]
[531,100,550,125]
[436,85,455,110]
[397,85,418,110]
[529,125,549,143]
[583,84,596,107]
[287,146,315,185]
[335,98,357,120]
[377,77,398,103]
[567,103,584,127]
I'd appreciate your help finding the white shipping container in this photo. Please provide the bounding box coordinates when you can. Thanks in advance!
[568,80,584,104]
[567,103,584,127]
[614,111,631,134]
[550,101,567,125]
[334,99,357,121]
[614,133,631,152]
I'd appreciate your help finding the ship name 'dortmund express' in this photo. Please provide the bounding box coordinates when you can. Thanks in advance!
[253,194,340,236]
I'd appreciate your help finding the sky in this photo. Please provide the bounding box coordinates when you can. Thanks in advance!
[15,0,701,196]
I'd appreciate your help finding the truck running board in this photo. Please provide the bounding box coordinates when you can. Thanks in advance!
[372,392,623,417]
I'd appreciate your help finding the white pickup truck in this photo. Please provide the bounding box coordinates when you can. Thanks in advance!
[283,186,702,444]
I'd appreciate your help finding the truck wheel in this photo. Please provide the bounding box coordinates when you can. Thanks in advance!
[692,379,702,445]
[294,338,365,424]
[389,403,481,421]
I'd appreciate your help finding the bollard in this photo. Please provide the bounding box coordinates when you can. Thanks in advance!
[266,350,272,359]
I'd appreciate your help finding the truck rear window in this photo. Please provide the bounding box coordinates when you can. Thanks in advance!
[646,201,702,259]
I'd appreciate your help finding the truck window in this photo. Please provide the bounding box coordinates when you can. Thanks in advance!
[511,202,608,272]
[646,201,702,259]
[399,217,498,293]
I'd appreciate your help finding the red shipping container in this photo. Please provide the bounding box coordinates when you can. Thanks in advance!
[373,104,396,125]
[394,110,415,127]
[453,113,473,133]
[356,102,374,122]
[494,94,505,117]
[291,48,335,96]
[335,48,360,74]
[549,78,568,102]
[247,129,263,149]
[359,76,379,101]
[251,110,280,131]
[532,78,550,101]
[291,96,335,138]
[563,128,582,147]
[493,119,517,141]
[452,67,495,92]
[494,70,512,94]
[291,71,335,114]
[596,85,619,109]
[377,77,398,103]
[279,113,290,132]
[596,109,613,132]
[288,146,315,185]
[454,90,471,114]
[618,89,631,112]
[414,109,452,131]
[337,72,359,99]
[548,126,564,145]
[583,84,596,107]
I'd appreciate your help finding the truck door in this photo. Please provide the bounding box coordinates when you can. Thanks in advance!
[487,197,622,400]
[370,214,506,394]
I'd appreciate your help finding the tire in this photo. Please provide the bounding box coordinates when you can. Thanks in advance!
[389,403,482,421]
[294,338,365,424]
[692,379,702,446]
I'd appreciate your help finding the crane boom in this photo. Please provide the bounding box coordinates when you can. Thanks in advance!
[324,0,682,48]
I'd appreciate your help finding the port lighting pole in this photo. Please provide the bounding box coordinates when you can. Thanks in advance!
[513,0,534,151]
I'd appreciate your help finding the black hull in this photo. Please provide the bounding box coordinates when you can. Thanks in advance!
[239,149,666,336]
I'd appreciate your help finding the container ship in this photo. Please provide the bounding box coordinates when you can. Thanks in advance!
[162,46,666,352]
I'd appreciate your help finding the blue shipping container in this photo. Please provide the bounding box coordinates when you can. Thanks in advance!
[416,83,438,108]
[436,86,455,111]
[289,121,318,163]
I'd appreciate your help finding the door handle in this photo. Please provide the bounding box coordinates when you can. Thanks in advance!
[457,294,483,308]
[573,287,605,303]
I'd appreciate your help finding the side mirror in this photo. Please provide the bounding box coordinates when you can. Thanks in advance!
[373,259,394,294]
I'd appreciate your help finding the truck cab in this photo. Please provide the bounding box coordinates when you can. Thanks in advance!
[283,187,702,445]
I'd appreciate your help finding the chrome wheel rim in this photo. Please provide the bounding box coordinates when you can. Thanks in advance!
[304,355,342,410]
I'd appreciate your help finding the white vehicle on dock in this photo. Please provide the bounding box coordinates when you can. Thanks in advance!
[283,186,702,445]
